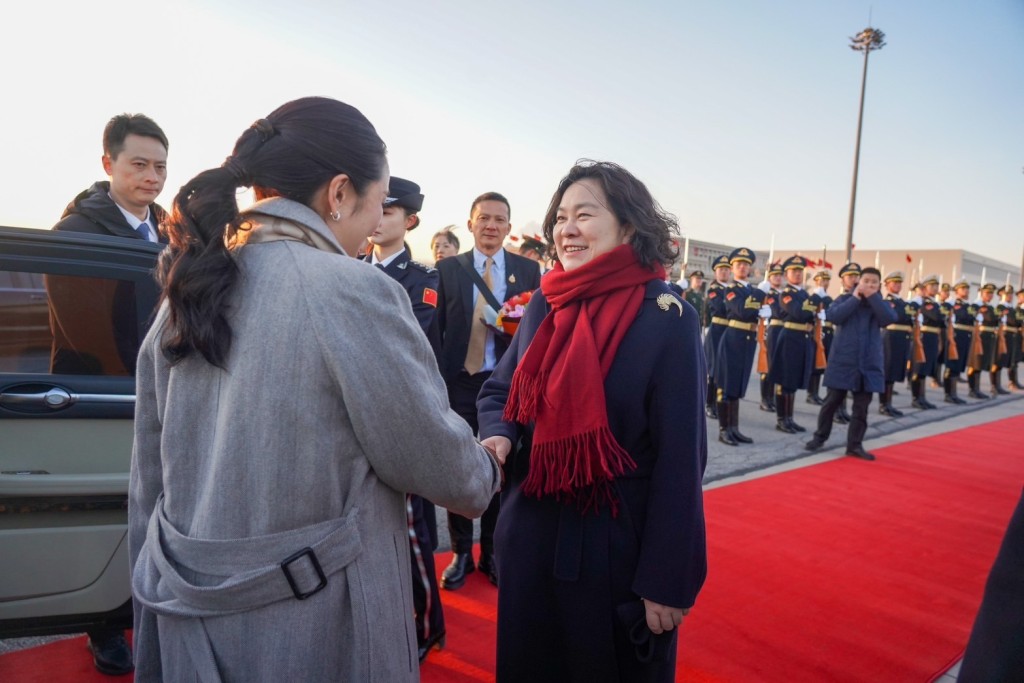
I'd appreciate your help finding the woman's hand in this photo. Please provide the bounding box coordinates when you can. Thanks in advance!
[642,598,689,634]
[480,436,512,466]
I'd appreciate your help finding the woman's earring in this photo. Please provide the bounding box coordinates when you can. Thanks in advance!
[329,209,342,221]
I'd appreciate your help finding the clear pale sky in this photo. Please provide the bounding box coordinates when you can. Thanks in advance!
[2,0,1021,265]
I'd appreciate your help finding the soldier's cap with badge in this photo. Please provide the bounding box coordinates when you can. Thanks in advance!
[712,255,731,270]
[813,269,831,281]
[728,247,755,265]
[921,274,940,286]
[939,282,950,292]
[383,177,424,214]
[953,278,970,290]
[884,271,904,283]
[980,283,997,292]
[688,270,705,279]
[1000,284,1014,295]
[782,255,808,271]
[520,234,548,256]
[838,262,862,277]
[768,261,784,276]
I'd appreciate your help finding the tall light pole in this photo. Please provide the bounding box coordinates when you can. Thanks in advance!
[845,26,886,264]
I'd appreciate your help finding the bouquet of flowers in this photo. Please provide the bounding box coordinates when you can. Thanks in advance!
[496,290,534,335]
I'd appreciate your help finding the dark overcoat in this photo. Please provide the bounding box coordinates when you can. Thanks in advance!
[478,281,708,683]
[702,281,728,371]
[435,250,541,383]
[714,282,765,398]
[767,285,819,391]
[823,291,897,393]
[881,294,915,382]
[914,297,943,377]
[947,298,975,375]
[365,250,440,352]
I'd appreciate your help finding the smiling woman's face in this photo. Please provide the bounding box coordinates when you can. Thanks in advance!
[553,179,630,271]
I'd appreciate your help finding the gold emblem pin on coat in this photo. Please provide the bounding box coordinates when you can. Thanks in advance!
[657,293,683,316]
[508,274,516,284]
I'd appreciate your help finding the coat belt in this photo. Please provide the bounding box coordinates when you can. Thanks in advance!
[711,316,729,326]
[769,320,784,327]
[921,326,942,334]
[953,324,975,332]
[979,326,998,332]
[886,324,913,332]
[822,321,834,329]
[783,322,812,332]
[728,320,756,331]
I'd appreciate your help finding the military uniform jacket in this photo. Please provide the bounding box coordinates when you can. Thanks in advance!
[764,287,783,362]
[365,250,440,352]
[914,296,944,376]
[882,294,915,381]
[477,281,707,682]
[818,293,835,361]
[946,298,975,374]
[714,282,766,398]
[974,300,1000,370]
[702,280,728,371]
[767,285,820,390]
[684,288,705,321]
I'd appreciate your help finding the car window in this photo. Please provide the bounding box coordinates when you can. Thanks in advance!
[0,268,140,377]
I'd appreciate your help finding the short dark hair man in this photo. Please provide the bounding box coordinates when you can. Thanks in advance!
[53,113,168,241]
[48,112,168,677]
[805,267,897,460]
[434,192,541,590]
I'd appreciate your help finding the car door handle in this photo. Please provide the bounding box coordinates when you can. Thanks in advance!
[0,472,129,497]
[0,387,135,410]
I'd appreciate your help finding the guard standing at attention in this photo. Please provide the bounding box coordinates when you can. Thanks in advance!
[684,269,706,317]
[1012,289,1024,389]
[758,261,784,412]
[879,271,912,415]
[932,282,953,389]
[364,176,447,662]
[807,270,833,406]
[944,278,974,404]
[910,274,943,410]
[969,283,1001,398]
[996,285,1019,393]
[767,255,821,433]
[703,255,732,419]
[714,247,768,445]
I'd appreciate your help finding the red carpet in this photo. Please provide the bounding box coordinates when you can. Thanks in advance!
[4,415,1022,682]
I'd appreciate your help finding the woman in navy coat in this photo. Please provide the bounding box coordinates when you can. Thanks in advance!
[477,161,707,682]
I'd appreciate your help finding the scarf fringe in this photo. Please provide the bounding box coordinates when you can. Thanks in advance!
[522,426,637,515]
[503,368,548,424]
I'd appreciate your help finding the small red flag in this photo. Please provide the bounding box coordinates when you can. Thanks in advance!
[906,254,912,263]
[422,288,438,307]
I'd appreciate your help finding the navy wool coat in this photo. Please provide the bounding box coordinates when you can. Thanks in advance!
[478,280,708,683]
[823,292,897,394]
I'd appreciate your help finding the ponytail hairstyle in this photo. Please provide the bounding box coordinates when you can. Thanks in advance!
[157,96,387,368]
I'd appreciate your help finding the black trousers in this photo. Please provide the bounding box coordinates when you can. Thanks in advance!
[446,370,500,555]
[813,388,872,449]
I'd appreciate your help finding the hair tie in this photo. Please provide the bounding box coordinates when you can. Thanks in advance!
[251,118,276,142]
[223,156,252,186]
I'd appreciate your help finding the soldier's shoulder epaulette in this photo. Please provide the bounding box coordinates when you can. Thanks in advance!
[407,260,436,274]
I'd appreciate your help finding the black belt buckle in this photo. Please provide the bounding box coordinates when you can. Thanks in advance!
[281,547,327,600]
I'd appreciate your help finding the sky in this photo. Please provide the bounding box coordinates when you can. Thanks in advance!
[2,0,1022,266]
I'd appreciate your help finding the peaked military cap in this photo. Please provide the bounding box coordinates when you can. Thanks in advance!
[838,262,862,277]
[712,255,731,270]
[384,176,424,213]
[728,247,755,264]
[688,270,705,279]
[884,271,903,283]
[1000,284,1014,295]
[980,283,997,292]
[952,278,969,290]
[921,274,940,286]
[939,282,951,291]
[813,270,831,281]
[768,261,784,275]
[782,255,808,271]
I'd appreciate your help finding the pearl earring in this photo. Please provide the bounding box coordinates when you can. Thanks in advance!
[329,209,342,221]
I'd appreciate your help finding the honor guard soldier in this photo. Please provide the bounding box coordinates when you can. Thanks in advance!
[831,263,862,424]
[807,269,833,405]
[996,285,1019,392]
[909,274,944,409]
[684,269,706,317]
[758,261,784,412]
[879,271,913,415]
[968,283,1001,398]
[714,247,768,445]
[703,255,732,418]
[767,255,821,433]
[945,278,975,403]
[365,177,446,662]
[1013,289,1024,389]
[932,282,953,389]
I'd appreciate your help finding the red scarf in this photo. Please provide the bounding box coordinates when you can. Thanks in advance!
[503,244,665,512]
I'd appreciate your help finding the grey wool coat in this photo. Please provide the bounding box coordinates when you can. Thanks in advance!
[129,198,501,682]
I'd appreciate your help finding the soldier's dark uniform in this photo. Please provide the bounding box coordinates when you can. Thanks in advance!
[996,286,1020,392]
[931,282,953,387]
[940,279,973,404]
[713,247,766,445]
[365,177,445,661]
[758,261,783,413]
[806,270,833,405]
[910,274,944,410]
[767,255,821,433]
[1013,291,1024,389]
[969,284,1002,398]
[702,256,731,419]
[683,270,705,320]
[878,271,913,415]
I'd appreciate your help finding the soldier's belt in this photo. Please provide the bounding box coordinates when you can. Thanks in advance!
[727,320,757,331]
[783,322,813,332]
[979,326,998,333]
[823,322,834,329]
[953,324,975,332]
[886,324,913,332]
[711,316,729,326]
[769,320,784,327]
[921,326,942,334]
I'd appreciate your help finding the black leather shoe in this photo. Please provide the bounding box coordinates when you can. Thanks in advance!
[878,404,904,417]
[418,629,447,664]
[477,553,498,586]
[730,428,753,444]
[440,553,474,590]
[705,404,718,419]
[806,394,824,406]
[787,419,807,433]
[776,420,797,434]
[911,398,935,410]
[719,429,738,446]
[759,399,775,412]
[846,446,876,461]
[944,395,957,404]
[967,390,988,400]
[805,438,825,451]
[993,387,1011,396]
[87,632,134,676]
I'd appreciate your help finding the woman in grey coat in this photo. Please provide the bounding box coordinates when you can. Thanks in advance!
[128,97,502,682]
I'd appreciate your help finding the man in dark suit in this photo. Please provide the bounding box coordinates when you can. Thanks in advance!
[434,191,541,590]
[47,112,169,677]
